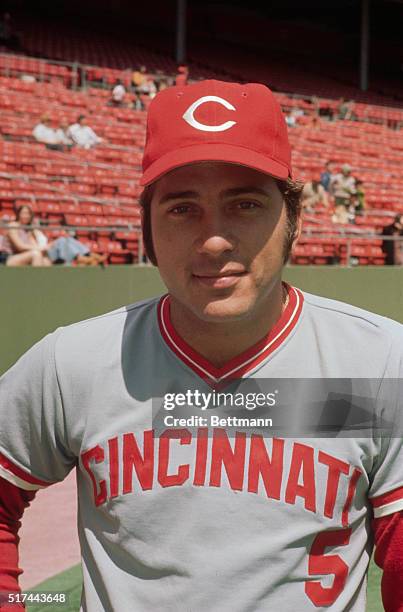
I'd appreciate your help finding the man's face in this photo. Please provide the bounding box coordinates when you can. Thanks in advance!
[150,162,291,322]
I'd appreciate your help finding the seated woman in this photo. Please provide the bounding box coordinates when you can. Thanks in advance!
[4,205,52,266]
[5,205,108,267]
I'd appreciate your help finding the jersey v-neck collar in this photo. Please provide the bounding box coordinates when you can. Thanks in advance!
[157,283,304,385]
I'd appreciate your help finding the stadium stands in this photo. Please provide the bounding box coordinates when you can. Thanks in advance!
[0,50,402,265]
[11,11,403,106]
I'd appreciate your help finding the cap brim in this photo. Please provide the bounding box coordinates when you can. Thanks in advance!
[140,143,290,186]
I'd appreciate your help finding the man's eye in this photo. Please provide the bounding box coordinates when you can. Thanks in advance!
[237,201,260,210]
[169,205,190,214]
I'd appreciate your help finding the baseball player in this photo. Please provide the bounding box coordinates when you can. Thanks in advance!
[1,80,403,612]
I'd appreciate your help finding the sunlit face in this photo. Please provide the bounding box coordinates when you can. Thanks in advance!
[150,162,290,322]
[18,206,32,225]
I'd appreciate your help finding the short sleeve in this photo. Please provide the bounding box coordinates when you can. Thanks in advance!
[0,330,76,491]
[368,342,403,518]
[369,436,403,518]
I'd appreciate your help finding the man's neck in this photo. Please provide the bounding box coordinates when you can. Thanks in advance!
[169,282,286,369]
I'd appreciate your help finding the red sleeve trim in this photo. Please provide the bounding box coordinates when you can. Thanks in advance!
[0,452,51,488]
[0,477,37,599]
[373,511,403,612]
[371,486,403,508]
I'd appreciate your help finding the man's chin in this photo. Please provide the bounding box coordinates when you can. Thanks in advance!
[197,298,255,322]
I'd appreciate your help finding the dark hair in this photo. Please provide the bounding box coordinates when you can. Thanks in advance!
[15,204,34,225]
[139,176,303,266]
[77,114,85,122]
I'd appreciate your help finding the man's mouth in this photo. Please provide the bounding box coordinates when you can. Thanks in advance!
[192,270,247,288]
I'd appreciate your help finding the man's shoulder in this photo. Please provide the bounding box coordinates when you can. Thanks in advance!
[301,290,403,338]
[52,295,162,349]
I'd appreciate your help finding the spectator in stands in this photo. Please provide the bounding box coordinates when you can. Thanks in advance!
[350,179,366,215]
[318,101,334,121]
[142,78,158,99]
[132,65,147,94]
[285,110,297,128]
[330,164,356,224]
[301,177,329,212]
[293,107,304,119]
[310,95,320,115]
[54,120,74,150]
[132,92,145,111]
[381,214,403,265]
[3,205,52,267]
[337,98,355,121]
[320,161,334,192]
[67,115,103,149]
[32,114,64,151]
[110,79,127,106]
[285,108,304,128]
[330,163,356,205]
[309,115,321,129]
[175,65,189,87]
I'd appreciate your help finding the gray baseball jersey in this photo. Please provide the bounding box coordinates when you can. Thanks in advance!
[1,284,403,611]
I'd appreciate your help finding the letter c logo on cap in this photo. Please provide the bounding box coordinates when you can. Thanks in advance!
[182,96,236,132]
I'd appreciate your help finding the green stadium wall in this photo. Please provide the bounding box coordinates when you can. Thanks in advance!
[1,266,402,375]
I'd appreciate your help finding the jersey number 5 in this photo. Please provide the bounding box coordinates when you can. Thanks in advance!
[305,528,352,607]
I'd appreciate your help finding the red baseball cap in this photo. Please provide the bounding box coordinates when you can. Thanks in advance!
[140,79,292,186]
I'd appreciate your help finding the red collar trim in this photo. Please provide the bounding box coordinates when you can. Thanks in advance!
[158,283,303,385]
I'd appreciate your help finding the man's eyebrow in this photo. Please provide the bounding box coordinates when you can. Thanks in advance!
[158,191,200,205]
[219,186,271,198]
[158,186,271,204]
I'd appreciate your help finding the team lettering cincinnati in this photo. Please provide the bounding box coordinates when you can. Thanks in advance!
[81,428,362,526]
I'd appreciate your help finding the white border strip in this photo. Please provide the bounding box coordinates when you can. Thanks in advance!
[0,464,47,491]
[373,498,403,518]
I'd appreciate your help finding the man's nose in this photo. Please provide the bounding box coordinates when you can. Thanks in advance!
[195,212,236,256]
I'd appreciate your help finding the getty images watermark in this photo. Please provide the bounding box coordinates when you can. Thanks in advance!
[162,389,277,428]
[151,379,403,438]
